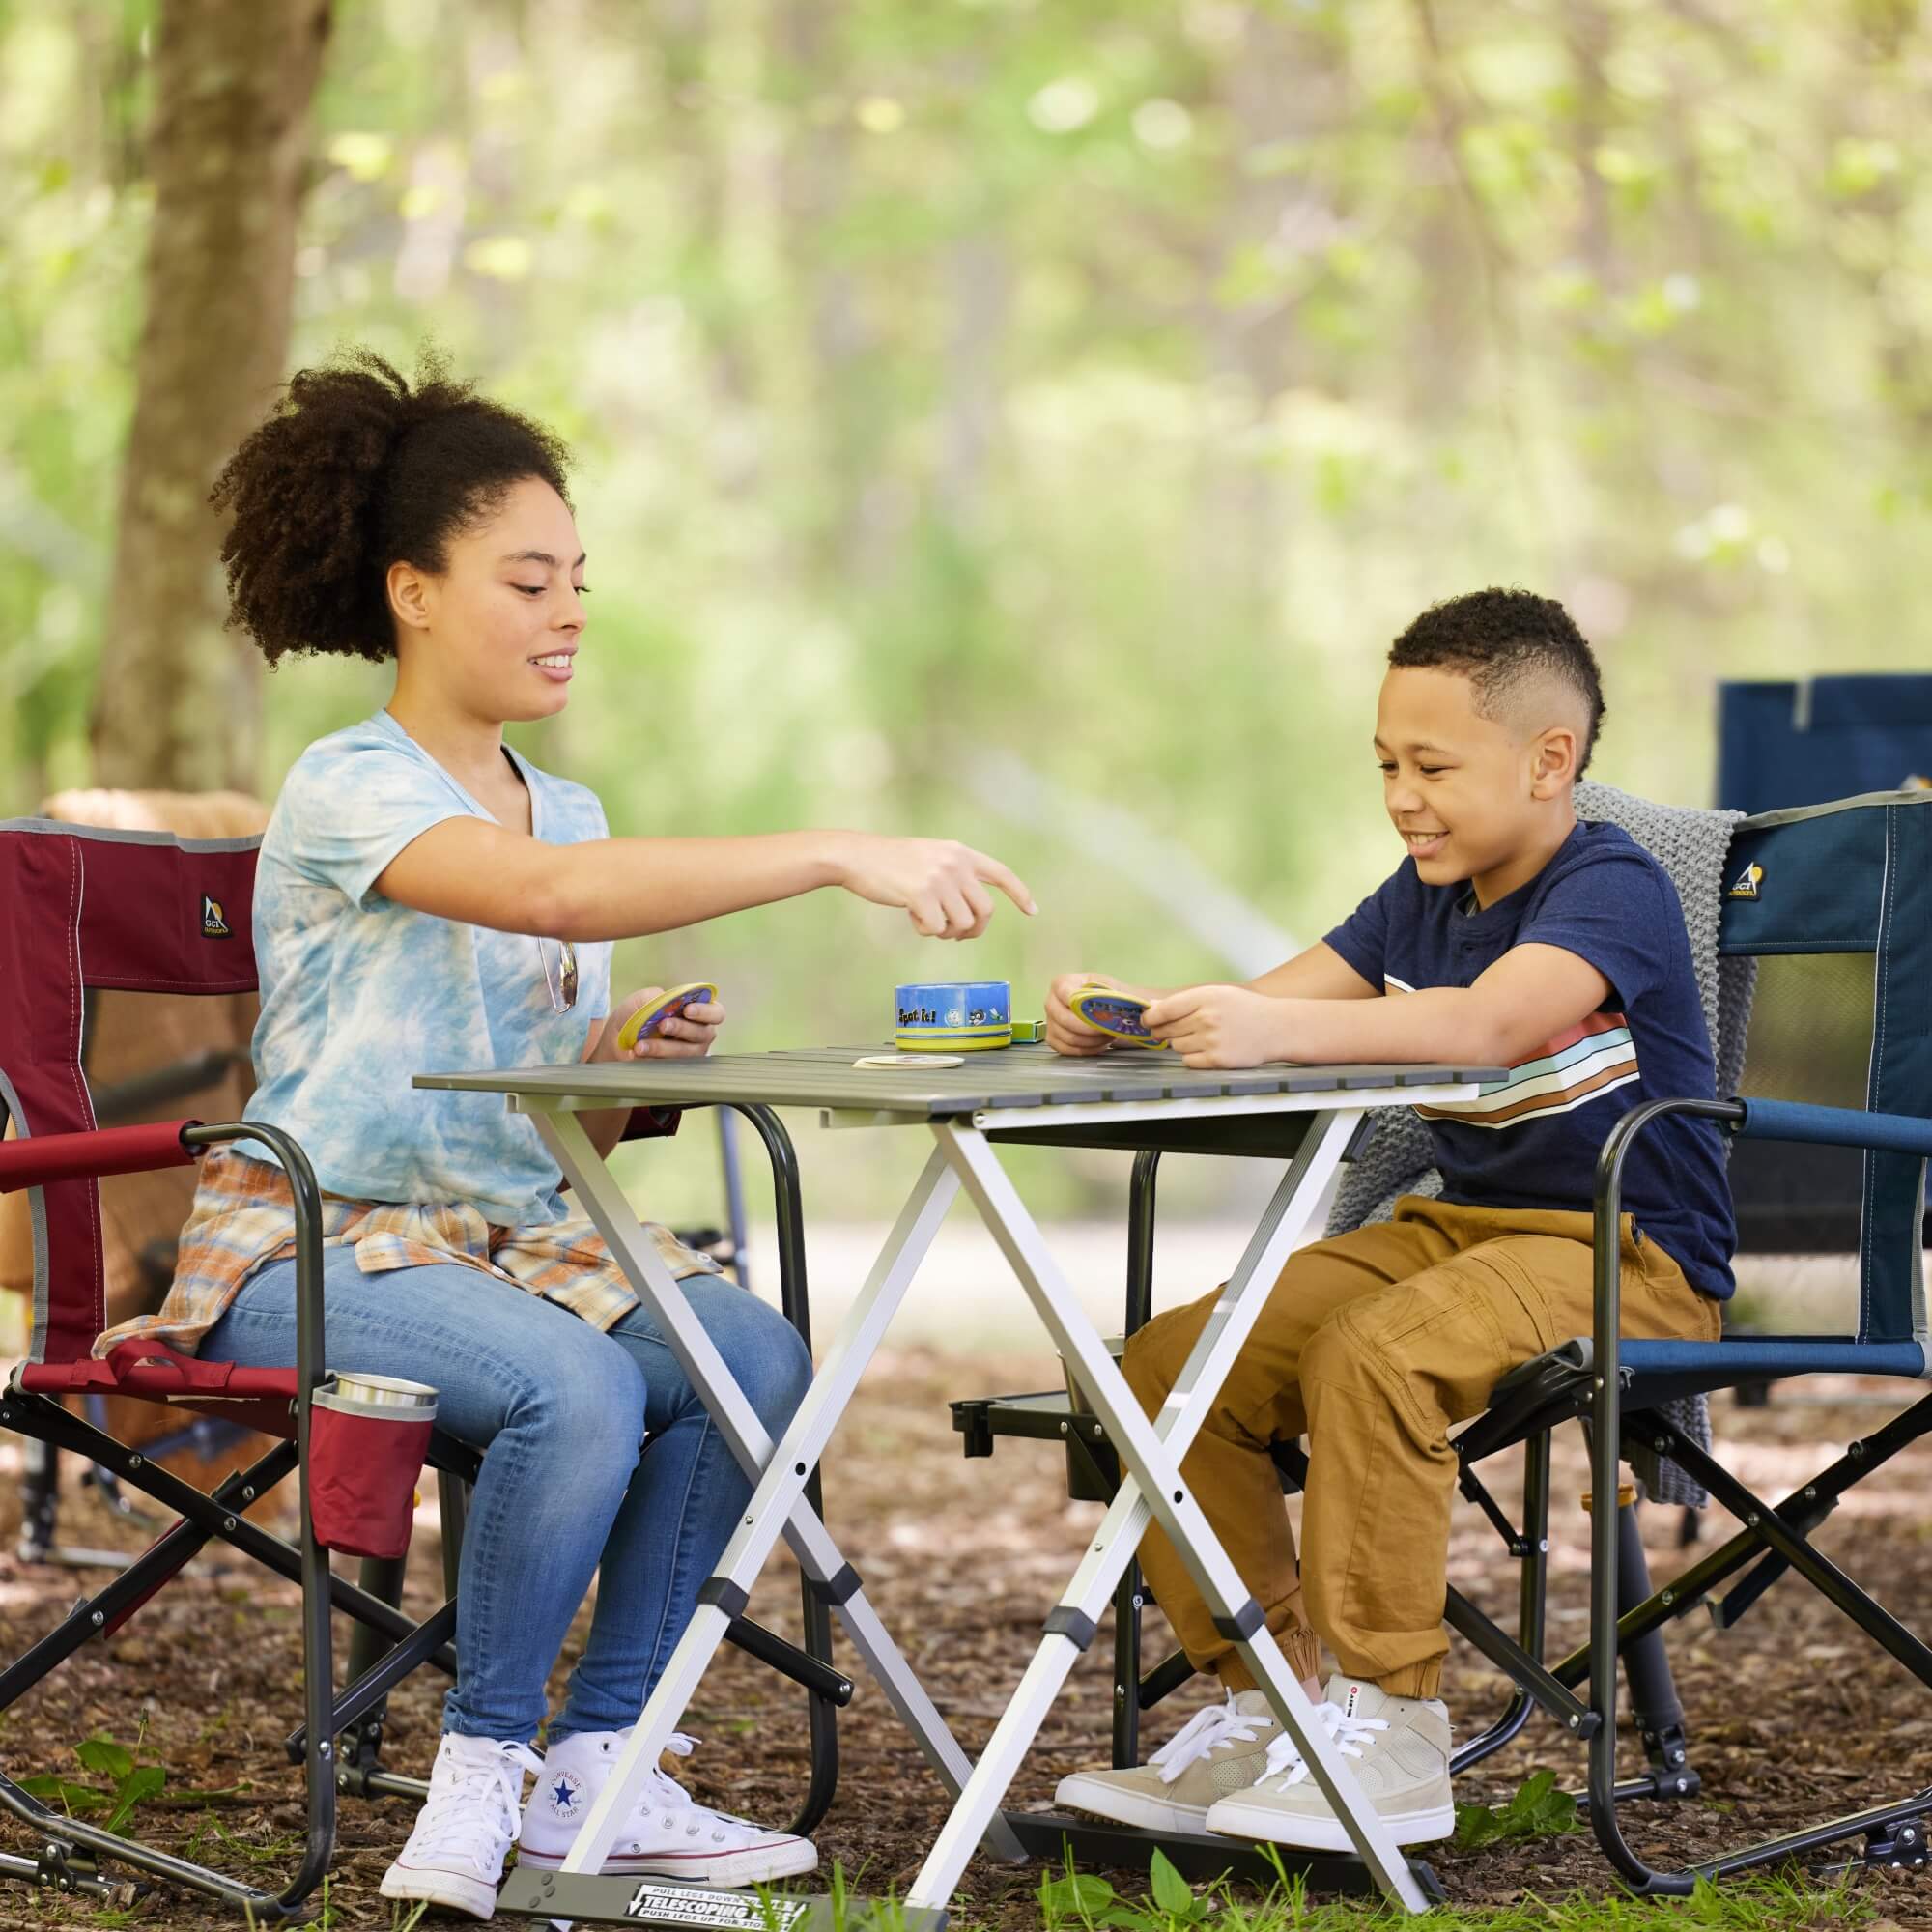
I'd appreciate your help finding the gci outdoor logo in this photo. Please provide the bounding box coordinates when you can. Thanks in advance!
[201,894,232,938]
[1726,862,1764,901]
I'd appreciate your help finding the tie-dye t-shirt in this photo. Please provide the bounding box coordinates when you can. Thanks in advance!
[241,710,612,1222]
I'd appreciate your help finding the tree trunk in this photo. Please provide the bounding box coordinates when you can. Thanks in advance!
[89,0,331,794]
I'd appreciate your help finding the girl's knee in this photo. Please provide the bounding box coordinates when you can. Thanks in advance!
[715,1294,813,1427]
[527,1333,648,1454]
[752,1319,815,1428]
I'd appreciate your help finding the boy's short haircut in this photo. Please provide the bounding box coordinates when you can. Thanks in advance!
[1388,588,1606,776]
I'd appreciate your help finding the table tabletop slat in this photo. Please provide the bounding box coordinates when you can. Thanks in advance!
[413,1042,1500,1117]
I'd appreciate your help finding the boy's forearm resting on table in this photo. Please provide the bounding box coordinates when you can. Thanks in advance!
[1151,945,1608,1068]
[1264,985,1513,1066]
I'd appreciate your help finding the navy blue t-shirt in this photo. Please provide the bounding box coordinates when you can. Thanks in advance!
[1323,821,1737,1300]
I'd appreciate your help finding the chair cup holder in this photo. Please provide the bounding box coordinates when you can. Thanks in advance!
[308,1375,438,1560]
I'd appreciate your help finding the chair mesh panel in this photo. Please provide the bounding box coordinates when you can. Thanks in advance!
[1734,952,1876,1107]
[1730,951,1892,1255]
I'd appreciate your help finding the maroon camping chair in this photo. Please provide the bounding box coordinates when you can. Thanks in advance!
[0,815,848,1919]
[0,815,483,1918]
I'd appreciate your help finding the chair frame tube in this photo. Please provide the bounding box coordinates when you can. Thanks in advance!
[1587,1096,1932,1891]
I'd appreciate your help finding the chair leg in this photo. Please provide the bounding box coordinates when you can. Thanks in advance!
[14,1435,134,1572]
[785,1468,841,1838]
[336,1555,411,1795]
[732,1103,843,1840]
[320,1472,469,1806]
[1452,1428,1553,1775]
[1109,1151,1163,1765]
[291,1599,460,1805]
[1112,1557,1145,1767]
[1605,1500,1700,1806]
[438,1471,467,1603]
[15,1435,56,1563]
[1563,1430,1705,1815]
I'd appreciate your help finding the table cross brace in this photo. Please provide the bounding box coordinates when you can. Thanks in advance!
[522,1112,1026,1918]
[910,1114,1433,1915]
[505,1101,1435,1925]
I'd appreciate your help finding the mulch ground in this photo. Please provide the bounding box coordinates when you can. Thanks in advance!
[4,1347,1932,1927]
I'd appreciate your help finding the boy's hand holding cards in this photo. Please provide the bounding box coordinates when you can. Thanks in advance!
[1045,971,1163,1055]
[1068,984,1170,1049]
[1048,973,1288,1067]
[1141,984,1285,1068]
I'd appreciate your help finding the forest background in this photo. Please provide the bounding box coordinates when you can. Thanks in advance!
[4,0,1930,1224]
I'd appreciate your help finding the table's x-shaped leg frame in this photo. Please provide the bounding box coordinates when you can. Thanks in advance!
[499,1109,1016,1931]
[912,1113,1432,1917]
[498,1103,1432,1927]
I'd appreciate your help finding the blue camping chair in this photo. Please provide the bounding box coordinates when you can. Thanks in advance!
[954,785,1932,1894]
[1718,677,1932,1260]
[1449,785,1932,1888]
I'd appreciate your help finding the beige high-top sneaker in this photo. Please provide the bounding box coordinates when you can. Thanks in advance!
[1054,1690,1285,1834]
[1204,1674,1453,1851]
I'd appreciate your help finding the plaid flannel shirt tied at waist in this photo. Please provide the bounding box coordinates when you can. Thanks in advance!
[94,1147,723,1358]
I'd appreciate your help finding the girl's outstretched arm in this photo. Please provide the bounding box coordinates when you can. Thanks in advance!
[374,818,1035,943]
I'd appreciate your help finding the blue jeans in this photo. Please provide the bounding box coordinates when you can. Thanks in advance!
[203,1246,813,1745]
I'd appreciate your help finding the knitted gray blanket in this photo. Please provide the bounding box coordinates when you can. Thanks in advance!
[1322,781,1758,1507]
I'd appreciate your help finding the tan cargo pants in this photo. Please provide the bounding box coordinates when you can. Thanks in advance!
[1122,1195,1721,1700]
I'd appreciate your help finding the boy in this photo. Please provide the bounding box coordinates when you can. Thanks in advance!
[1045,588,1733,1850]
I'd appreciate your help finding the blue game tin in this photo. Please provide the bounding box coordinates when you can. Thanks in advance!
[894,980,1012,1052]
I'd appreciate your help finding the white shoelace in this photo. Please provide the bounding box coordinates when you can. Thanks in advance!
[1148,1698,1269,1786]
[1251,1704,1386,1792]
[622,1732,768,1844]
[414,1739,543,1862]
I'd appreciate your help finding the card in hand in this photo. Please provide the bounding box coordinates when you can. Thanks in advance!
[1068,984,1170,1049]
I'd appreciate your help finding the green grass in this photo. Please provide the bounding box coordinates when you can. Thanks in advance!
[26,1851,1884,1931]
[1451,1771,1581,1850]
[769,1854,1880,1932]
[1038,1853,1874,1932]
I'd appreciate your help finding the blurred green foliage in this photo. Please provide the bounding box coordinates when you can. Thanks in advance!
[4,0,1931,1219]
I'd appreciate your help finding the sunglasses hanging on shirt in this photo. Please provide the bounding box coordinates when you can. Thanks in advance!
[538,936,579,1013]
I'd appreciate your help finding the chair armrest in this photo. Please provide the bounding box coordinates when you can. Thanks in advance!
[1735,1096,1932,1160]
[0,1118,203,1191]
[620,1105,683,1143]
[183,1122,329,1404]
[1591,1095,1745,1364]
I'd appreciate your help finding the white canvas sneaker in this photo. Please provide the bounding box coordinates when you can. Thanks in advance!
[519,1729,818,1888]
[1054,1690,1285,1834]
[1204,1674,1455,1851]
[381,1731,543,1919]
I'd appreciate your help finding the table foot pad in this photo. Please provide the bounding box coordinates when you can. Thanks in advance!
[497,1868,950,1931]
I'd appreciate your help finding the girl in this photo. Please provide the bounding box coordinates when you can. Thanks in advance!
[99,350,1033,1919]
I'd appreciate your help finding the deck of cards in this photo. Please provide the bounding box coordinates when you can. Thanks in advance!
[1067,983,1169,1049]
[613,982,720,1055]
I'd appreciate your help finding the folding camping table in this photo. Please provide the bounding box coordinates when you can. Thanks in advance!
[415,1044,1501,1927]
